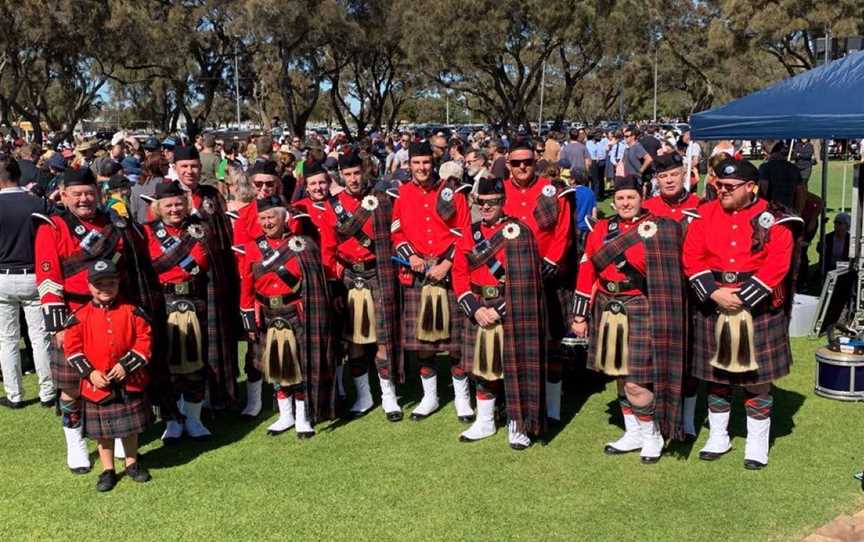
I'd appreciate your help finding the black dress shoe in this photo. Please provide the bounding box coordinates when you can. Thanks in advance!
[266,427,291,436]
[96,470,118,492]
[385,411,403,422]
[683,433,697,444]
[349,407,373,419]
[457,414,475,424]
[410,412,430,421]
[510,442,529,451]
[40,398,56,408]
[699,449,731,461]
[604,444,640,455]
[640,455,661,464]
[296,431,315,440]
[70,466,91,475]
[0,397,24,409]
[125,463,152,483]
[744,459,767,470]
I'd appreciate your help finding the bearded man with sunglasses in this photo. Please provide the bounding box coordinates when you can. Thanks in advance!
[682,159,802,470]
[502,140,573,426]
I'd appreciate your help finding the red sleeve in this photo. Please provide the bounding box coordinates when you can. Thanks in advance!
[681,214,710,279]
[131,311,152,362]
[754,223,794,289]
[389,193,412,255]
[239,242,256,311]
[451,234,474,297]
[317,213,339,280]
[35,222,64,305]
[63,319,84,360]
[575,225,600,298]
[545,195,572,264]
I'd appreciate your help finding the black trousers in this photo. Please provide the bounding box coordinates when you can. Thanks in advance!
[590,160,606,199]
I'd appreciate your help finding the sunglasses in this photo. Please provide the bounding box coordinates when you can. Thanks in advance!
[715,180,748,192]
[509,158,535,168]
[253,181,277,188]
[477,197,504,208]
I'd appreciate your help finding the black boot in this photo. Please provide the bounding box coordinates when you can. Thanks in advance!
[96,470,118,492]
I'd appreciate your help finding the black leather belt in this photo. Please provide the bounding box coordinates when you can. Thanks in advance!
[601,277,645,294]
[339,258,377,273]
[256,293,301,309]
[0,267,34,275]
[712,271,754,284]
[163,280,200,296]
[471,283,505,299]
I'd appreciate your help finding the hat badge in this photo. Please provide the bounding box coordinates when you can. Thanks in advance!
[724,165,736,175]
[94,261,108,271]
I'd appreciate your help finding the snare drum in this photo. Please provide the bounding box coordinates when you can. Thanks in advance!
[815,346,864,401]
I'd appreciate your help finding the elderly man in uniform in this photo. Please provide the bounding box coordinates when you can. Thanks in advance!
[452,177,546,449]
[643,152,702,439]
[391,141,473,422]
[502,140,572,426]
[322,153,403,421]
[173,145,240,409]
[683,159,801,469]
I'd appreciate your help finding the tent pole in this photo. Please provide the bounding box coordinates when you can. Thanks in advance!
[819,143,828,278]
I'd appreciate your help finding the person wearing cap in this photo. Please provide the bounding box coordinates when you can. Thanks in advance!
[142,137,161,157]
[171,144,240,409]
[162,138,178,180]
[391,140,474,422]
[757,139,805,214]
[62,259,153,492]
[142,181,218,441]
[571,174,687,464]
[818,212,850,274]
[291,160,339,275]
[121,155,142,184]
[502,139,573,426]
[73,139,98,170]
[34,167,162,474]
[321,152,404,421]
[682,158,802,470]
[237,196,335,438]
[104,174,132,219]
[45,153,68,195]
[452,177,546,449]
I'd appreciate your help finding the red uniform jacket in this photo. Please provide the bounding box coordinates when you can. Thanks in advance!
[643,192,701,222]
[390,180,469,260]
[682,198,796,310]
[452,219,508,317]
[322,190,376,277]
[292,197,337,279]
[64,302,152,399]
[143,220,211,284]
[239,236,305,315]
[35,210,126,332]
[503,176,571,265]
[573,214,649,316]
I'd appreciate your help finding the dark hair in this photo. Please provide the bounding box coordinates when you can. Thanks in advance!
[141,153,169,184]
[0,154,21,184]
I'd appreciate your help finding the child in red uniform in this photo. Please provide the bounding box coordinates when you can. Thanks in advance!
[63,259,153,492]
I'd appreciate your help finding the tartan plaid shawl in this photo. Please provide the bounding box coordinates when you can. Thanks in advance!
[502,219,547,435]
[296,236,336,423]
[119,222,179,420]
[751,201,804,314]
[371,189,404,382]
[532,177,559,230]
[591,216,686,441]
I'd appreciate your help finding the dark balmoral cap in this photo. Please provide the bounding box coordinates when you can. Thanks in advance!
[613,175,643,194]
[715,159,759,182]
[247,160,279,177]
[107,174,131,191]
[88,259,120,282]
[338,152,363,170]
[303,159,326,178]
[155,180,186,200]
[508,139,534,153]
[256,195,285,213]
[62,167,97,187]
[476,177,505,196]
[173,145,200,162]
[409,141,433,158]
[653,153,684,173]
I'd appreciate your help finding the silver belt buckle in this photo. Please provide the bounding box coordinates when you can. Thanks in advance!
[361,238,372,248]
[269,297,284,309]
[175,282,190,295]
[722,272,737,284]
[352,262,364,272]
[606,281,619,293]
[482,286,499,298]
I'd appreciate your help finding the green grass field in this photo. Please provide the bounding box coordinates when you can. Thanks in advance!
[0,336,861,541]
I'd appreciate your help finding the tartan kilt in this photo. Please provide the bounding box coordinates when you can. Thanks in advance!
[691,305,791,385]
[49,343,80,392]
[547,280,572,341]
[256,304,306,386]
[587,291,653,383]
[401,284,463,357]
[460,294,505,374]
[82,393,152,440]
[342,268,389,346]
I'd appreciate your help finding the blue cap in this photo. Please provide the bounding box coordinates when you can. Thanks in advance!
[558,158,572,169]
[162,137,176,149]
[121,156,141,176]
[47,153,67,171]
[143,137,160,151]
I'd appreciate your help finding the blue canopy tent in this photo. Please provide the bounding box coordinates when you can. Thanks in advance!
[690,50,864,273]
[690,49,864,140]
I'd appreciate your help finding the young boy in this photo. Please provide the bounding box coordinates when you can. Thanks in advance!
[104,174,131,218]
[63,259,153,492]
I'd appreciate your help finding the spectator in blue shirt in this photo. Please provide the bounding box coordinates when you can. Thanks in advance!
[571,169,597,254]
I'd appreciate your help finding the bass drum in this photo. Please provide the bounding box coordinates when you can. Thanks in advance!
[815,346,864,401]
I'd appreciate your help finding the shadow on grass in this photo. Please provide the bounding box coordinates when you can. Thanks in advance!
[543,359,609,445]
